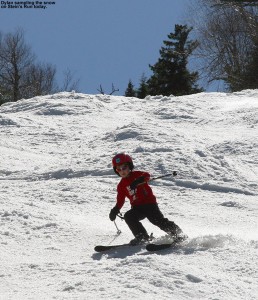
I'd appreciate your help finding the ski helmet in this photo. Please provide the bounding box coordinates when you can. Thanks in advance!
[112,153,134,175]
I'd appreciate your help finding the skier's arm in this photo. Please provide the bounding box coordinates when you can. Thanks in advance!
[116,189,125,210]
[130,172,151,190]
[109,184,125,221]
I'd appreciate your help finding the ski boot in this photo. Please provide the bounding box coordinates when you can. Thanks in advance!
[130,233,150,246]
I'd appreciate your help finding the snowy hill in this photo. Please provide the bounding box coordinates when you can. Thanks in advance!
[0,90,257,299]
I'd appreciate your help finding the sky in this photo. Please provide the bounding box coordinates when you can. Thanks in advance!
[0,0,198,96]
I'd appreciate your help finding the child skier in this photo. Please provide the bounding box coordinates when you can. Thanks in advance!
[109,153,183,245]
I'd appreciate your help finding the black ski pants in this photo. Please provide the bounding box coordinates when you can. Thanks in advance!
[124,203,180,238]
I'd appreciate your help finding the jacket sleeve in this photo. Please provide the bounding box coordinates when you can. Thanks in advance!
[116,184,126,210]
[140,171,151,182]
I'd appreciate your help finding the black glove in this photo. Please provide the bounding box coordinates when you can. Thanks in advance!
[130,176,145,190]
[109,205,120,221]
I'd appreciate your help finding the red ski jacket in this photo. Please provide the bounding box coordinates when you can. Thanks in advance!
[116,170,157,209]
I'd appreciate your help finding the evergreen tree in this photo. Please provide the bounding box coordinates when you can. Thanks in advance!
[125,79,136,97]
[137,73,149,99]
[148,24,202,96]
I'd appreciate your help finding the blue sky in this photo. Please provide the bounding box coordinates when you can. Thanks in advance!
[0,0,198,95]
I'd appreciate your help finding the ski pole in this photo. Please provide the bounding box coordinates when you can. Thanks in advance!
[135,172,177,188]
[150,171,177,182]
[114,220,122,234]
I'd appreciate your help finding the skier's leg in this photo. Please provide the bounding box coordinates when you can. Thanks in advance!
[144,204,182,237]
[124,207,149,243]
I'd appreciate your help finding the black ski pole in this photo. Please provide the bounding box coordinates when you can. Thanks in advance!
[150,171,177,182]
[136,171,177,188]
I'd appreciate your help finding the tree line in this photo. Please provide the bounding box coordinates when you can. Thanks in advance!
[1,1,257,104]
[0,28,79,105]
[125,0,258,98]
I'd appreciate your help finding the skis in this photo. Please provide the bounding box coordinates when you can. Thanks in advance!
[146,241,178,251]
[94,243,130,252]
[95,239,183,252]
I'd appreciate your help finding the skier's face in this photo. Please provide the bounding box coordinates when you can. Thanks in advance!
[116,164,130,178]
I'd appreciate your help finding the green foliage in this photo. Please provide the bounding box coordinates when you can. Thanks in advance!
[147,24,202,96]
[125,79,137,97]
[137,74,149,99]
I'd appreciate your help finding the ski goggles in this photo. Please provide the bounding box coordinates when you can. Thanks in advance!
[116,164,129,172]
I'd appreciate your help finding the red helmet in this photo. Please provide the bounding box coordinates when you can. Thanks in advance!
[112,153,134,175]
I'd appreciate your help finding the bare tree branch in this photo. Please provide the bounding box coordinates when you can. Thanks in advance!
[61,68,80,92]
[97,84,105,94]
[109,83,119,95]
[0,28,59,102]
[97,83,119,95]
[187,0,258,90]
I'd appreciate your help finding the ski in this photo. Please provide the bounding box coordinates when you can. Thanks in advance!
[94,243,131,252]
[95,236,187,252]
[94,241,150,252]
[146,242,176,251]
[146,236,187,252]
[95,235,154,252]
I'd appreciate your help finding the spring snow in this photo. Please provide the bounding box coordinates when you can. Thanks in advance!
[0,90,258,299]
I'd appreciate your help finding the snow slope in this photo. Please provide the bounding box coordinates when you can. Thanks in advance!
[0,90,257,299]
